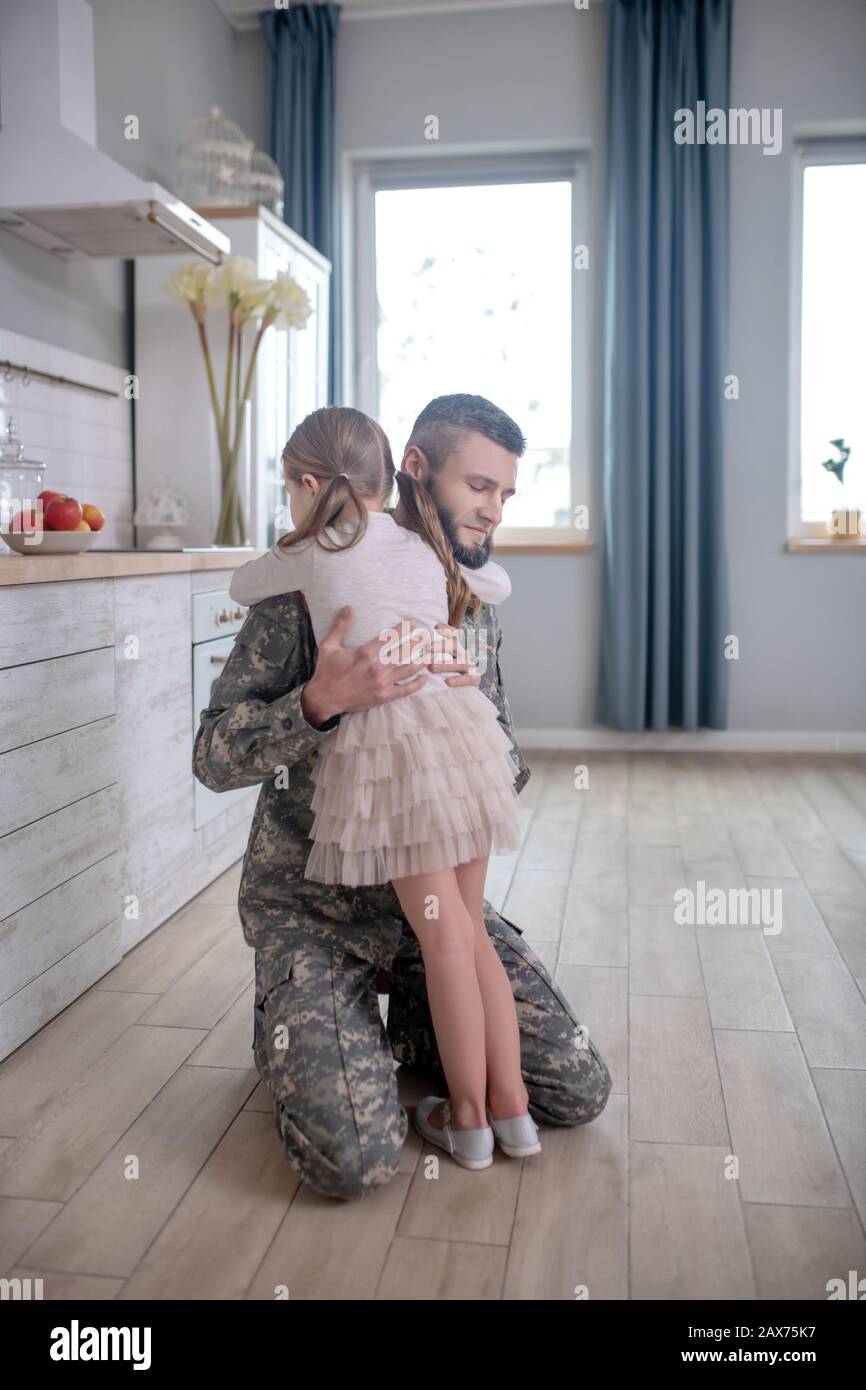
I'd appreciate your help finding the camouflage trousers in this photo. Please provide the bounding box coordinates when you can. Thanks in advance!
[252,911,613,1201]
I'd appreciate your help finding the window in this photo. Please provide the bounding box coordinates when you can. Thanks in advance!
[789,137,866,539]
[349,152,591,547]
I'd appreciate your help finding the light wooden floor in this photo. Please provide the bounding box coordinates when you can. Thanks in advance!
[1,751,865,1300]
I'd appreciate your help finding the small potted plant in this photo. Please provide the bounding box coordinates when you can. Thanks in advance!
[821,438,862,539]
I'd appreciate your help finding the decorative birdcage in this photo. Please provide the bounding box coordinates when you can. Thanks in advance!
[243,149,285,219]
[176,106,253,208]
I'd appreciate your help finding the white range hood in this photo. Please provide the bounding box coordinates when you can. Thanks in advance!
[0,0,229,263]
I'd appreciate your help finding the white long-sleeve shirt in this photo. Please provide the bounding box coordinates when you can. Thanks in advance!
[228,508,510,689]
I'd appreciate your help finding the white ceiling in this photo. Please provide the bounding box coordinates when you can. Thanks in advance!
[212,0,576,32]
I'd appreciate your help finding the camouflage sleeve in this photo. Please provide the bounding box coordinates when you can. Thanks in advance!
[192,598,338,793]
[477,604,531,795]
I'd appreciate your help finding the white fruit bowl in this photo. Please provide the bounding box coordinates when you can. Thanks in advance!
[1,529,98,555]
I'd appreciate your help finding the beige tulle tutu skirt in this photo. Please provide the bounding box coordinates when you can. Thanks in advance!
[304,682,522,887]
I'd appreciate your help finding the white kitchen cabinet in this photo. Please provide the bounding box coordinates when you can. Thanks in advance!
[0,580,123,1058]
[0,565,258,1059]
[113,572,196,954]
[0,857,122,1060]
[135,207,331,549]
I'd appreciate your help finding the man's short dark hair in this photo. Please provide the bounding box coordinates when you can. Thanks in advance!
[405,394,527,470]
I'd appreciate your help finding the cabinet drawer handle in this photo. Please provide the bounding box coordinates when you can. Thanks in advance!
[210,655,228,665]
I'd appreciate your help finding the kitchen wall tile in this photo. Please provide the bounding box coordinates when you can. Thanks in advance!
[86,461,133,497]
[0,328,133,544]
[0,379,22,414]
[12,406,51,449]
[93,484,132,519]
[90,422,126,459]
[81,388,118,424]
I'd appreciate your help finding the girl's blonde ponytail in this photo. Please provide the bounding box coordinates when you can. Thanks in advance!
[276,407,393,556]
[394,471,480,627]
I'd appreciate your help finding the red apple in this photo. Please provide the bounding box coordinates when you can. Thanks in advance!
[44,496,83,531]
[37,489,66,504]
[81,503,105,532]
[9,507,42,532]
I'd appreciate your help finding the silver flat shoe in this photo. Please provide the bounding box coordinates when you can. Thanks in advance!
[414,1096,494,1170]
[485,1106,542,1157]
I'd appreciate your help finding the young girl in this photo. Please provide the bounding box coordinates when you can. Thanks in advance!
[229,406,541,1171]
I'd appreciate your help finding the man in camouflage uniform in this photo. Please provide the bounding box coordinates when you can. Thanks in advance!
[192,396,612,1200]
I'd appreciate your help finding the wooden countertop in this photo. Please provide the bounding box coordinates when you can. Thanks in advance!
[0,548,266,586]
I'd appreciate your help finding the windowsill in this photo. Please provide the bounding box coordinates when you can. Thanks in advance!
[786,537,866,552]
[493,541,594,554]
[492,528,594,554]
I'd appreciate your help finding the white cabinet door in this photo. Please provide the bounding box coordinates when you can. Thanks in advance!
[253,222,331,547]
[285,243,331,440]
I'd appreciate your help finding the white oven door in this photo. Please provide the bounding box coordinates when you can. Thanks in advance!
[193,635,257,830]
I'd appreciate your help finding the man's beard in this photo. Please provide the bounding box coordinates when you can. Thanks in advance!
[428,479,491,569]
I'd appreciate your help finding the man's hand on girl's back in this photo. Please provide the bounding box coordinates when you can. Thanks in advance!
[300,605,440,726]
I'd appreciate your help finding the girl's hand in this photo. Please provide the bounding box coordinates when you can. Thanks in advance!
[301,607,432,725]
[429,623,481,688]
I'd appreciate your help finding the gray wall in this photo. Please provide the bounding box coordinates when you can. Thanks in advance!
[0,0,266,366]
[337,0,866,734]
[726,0,866,732]
[336,0,606,734]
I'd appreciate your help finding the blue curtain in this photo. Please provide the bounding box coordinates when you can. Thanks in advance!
[261,4,342,404]
[596,0,732,731]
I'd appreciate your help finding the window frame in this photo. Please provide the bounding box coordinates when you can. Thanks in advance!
[787,132,866,541]
[343,145,593,551]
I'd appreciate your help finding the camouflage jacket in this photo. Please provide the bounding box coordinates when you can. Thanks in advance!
[192,592,530,972]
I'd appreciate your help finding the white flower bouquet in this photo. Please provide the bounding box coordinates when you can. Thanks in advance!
[164,256,312,546]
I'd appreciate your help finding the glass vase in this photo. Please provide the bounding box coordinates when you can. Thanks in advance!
[213,397,251,547]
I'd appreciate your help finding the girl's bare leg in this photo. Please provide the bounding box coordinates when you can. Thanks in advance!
[390,867,488,1131]
[455,857,531,1121]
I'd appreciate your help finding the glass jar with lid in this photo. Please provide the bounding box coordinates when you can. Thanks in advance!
[0,417,46,548]
[0,461,47,547]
